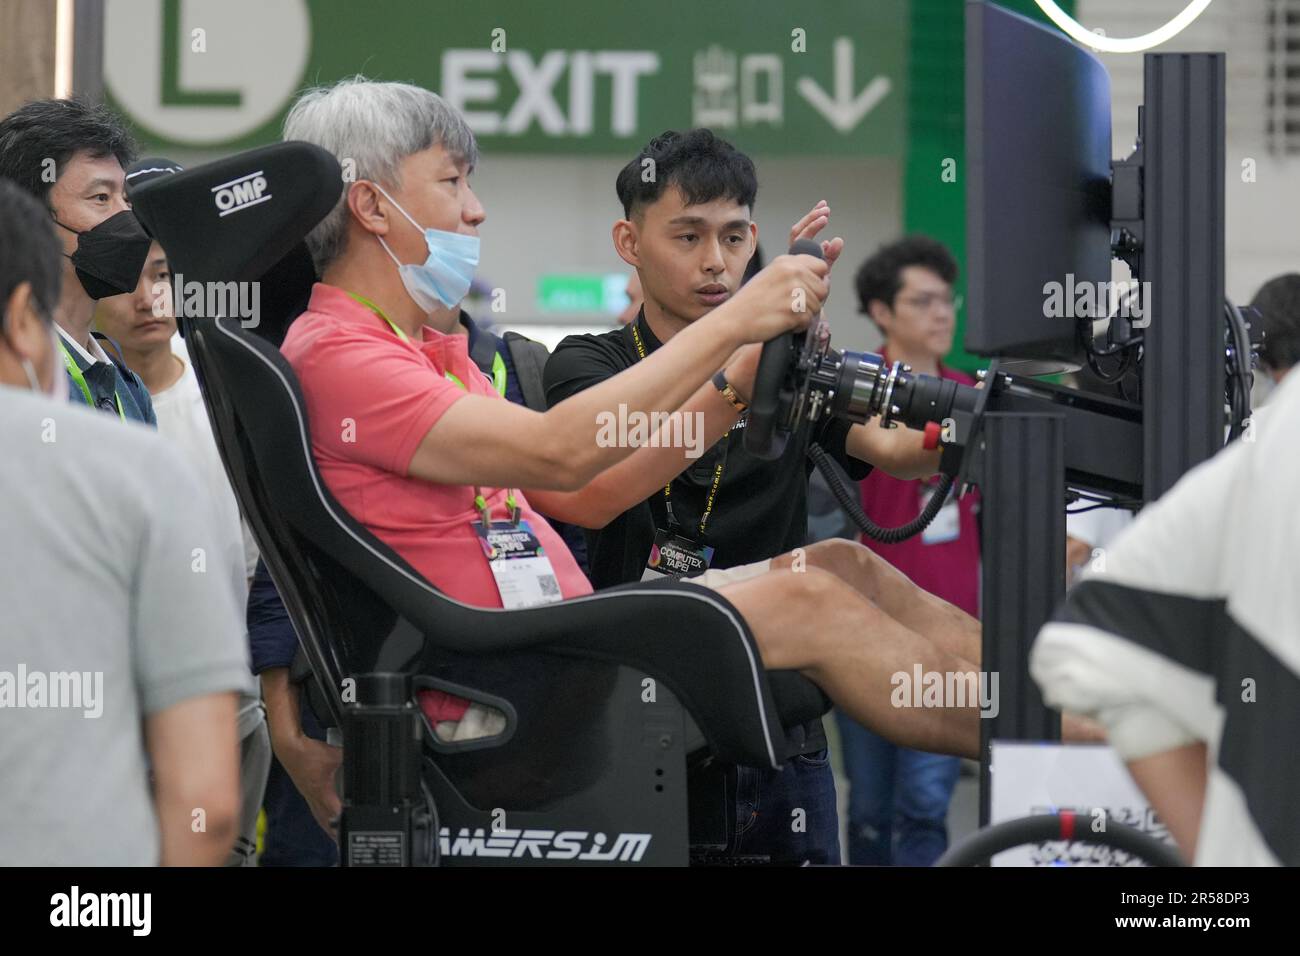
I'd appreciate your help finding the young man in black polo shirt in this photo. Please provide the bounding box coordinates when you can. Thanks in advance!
[544,129,947,864]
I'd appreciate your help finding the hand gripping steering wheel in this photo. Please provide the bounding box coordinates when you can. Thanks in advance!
[743,238,826,461]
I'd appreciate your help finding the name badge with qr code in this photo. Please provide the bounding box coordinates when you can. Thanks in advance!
[475,519,563,609]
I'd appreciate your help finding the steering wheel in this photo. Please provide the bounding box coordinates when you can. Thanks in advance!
[743,239,825,461]
[935,811,1185,867]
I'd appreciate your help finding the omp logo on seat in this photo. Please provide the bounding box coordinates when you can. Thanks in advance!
[439,827,651,862]
[212,171,271,217]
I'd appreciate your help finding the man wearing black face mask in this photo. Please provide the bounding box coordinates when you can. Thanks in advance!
[0,99,156,424]
[0,178,251,865]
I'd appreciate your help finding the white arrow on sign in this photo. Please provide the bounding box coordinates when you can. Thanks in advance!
[796,37,891,133]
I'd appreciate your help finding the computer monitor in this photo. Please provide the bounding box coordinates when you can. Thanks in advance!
[964,0,1113,373]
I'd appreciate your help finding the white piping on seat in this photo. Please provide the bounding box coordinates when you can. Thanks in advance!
[213,316,780,769]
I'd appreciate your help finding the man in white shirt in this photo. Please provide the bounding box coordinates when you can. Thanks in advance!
[96,236,270,865]
[1032,375,1300,866]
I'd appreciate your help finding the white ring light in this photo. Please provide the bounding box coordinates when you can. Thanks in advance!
[1034,0,1214,53]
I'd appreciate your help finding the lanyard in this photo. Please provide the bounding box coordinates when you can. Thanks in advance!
[59,341,125,421]
[629,317,730,541]
[488,350,507,397]
[347,291,505,397]
[346,290,519,525]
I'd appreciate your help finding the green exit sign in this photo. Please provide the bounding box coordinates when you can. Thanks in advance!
[109,0,907,156]
[537,274,630,314]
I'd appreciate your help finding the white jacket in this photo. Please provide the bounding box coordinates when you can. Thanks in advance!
[1032,371,1300,866]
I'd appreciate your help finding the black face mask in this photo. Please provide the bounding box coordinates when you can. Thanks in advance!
[55,210,153,300]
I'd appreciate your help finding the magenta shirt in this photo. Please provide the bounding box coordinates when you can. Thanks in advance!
[857,357,982,618]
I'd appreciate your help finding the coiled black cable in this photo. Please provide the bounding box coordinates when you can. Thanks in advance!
[808,441,955,544]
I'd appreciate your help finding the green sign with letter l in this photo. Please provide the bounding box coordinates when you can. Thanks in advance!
[107,0,908,157]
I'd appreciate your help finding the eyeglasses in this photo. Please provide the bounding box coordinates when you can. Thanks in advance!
[897,292,963,313]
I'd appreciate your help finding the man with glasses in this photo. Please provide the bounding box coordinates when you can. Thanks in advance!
[836,235,980,865]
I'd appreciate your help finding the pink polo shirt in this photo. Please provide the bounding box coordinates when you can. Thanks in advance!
[281,283,593,720]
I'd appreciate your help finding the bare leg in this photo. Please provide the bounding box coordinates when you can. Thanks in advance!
[716,567,981,759]
[767,541,1107,746]
[772,539,981,667]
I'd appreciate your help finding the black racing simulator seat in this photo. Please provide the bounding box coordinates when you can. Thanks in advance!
[129,141,833,866]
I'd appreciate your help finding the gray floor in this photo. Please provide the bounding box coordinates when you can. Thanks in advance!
[825,713,979,865]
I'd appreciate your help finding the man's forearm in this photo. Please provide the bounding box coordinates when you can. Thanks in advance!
[846,418,941,479]
[540,307,748,485]
[159,815,237,866]
[260,667,303,753]
[527,380,741,528]
[1125,742,1208,862]
[146,694,241,866]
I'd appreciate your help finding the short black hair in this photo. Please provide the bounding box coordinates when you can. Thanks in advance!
[0,98,137,208]
[854,235,958,315]
[615,128,757,219]
[0,177,62,324]
[1250,273,1300,372]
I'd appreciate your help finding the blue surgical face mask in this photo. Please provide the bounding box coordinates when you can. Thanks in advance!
[371,182,479,313]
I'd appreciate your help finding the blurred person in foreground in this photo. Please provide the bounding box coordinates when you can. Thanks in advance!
[0,177,248,866]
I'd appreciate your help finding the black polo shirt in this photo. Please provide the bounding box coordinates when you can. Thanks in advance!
[544,311,871,757]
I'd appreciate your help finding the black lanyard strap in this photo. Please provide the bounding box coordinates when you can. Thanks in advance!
[630,315,731,541]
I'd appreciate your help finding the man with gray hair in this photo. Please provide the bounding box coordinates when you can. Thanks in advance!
[258,77,495,847]
[256,78,575,858]
[285,75,484,276]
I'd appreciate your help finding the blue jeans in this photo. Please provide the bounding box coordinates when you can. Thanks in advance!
[835,711,960,866]
[729,749,841,865]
